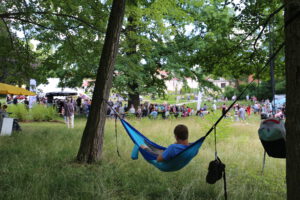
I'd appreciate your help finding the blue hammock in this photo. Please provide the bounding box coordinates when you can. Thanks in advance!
[120,119,206,172]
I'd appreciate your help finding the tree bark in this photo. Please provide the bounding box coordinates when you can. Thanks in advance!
[234,78,240,89]
[76,0,126,163]
[285,1,300,199]
[127,82,140,109]
[125,15,140,110]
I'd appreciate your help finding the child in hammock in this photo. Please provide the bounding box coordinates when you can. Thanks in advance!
[141,124,190,162]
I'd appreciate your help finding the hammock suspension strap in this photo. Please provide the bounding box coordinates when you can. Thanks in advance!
[214,126,218,160]
[214,127,227,200]
[115,114,121,158]
[261,150,267,174]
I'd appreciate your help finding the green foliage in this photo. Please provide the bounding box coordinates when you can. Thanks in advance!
[224,80,285,101]
[224,86,236,99]
[7,104,58,121]
[7,104,29,121]
[0,117,285,199]
[275,80,285,94]
[30,104,58,121]
[1,0,286,105]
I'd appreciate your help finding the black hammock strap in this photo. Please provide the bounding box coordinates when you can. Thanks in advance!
[213,127,227,200]
[214,126,217,159]
[114,115,121,158]
[223,164,228,200]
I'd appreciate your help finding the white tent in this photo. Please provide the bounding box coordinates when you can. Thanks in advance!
[37,78,81,96]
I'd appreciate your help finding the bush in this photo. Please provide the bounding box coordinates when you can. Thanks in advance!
[45,106,58,121]
[224,81,277,101]
[30,104,45,121]
[6,104,58,122]
[7,104,29,121]
[30,104,58,121]
[224,86,237,99]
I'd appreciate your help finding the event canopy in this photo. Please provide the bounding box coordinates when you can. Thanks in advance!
[45,92,77,97]
[0,83,36,96]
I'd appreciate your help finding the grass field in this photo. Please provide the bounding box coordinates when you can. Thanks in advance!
[0,113,286,200]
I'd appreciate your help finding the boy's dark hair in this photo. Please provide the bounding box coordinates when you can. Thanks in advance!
[174,124,189,140]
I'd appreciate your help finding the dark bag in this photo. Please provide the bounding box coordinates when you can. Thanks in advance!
[261,113,268,120]
[206,157,225,184]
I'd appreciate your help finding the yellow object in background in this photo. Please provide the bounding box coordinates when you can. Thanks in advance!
[0,83,36,96]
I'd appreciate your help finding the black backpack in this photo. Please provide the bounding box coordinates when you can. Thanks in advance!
[206,157,227,200]
[206,157,225,184]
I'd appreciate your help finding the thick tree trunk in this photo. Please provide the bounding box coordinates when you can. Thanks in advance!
[76,0,126,163]
[128,93,140,110]
[125,16,140,110]
[128,82,140,109]
[285,1,300,199]
[234,78,240,89]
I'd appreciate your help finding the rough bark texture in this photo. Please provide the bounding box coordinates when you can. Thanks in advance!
[128,83,140,109]
[285,1,300,199]
[125,16,140,110]
[76,0,126,163]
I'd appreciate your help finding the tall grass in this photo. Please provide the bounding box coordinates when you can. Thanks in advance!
[6,104,58,121]
[0,114,285,200]
[30,104,58,121]
[7,104,28,121]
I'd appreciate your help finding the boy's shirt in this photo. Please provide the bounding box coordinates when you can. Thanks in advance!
[162,144,189,160]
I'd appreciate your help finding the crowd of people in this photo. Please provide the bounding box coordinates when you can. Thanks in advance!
[49,97,287,123]
[106,101,214,119]
[220,99,286,122]
[1,94,286,131]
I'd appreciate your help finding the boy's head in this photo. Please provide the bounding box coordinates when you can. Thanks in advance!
[174,124,189,140]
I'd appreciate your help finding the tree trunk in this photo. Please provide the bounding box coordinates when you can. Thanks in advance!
[285,1,300,199]
[128,93,140,110]
[234,78,240,89]
[128,82,140,109]
[125,15,140,110]
[76,0,126,163]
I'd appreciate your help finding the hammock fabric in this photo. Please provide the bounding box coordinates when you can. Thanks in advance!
[121,119,206,172]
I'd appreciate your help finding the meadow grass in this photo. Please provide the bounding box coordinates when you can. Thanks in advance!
[0,113,285,200]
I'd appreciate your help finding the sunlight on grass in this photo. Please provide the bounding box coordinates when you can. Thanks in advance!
[0,114,285,200]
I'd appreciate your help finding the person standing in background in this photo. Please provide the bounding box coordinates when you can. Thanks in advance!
[238,105,246,121]
[63,99,75,128]
[246,105,251,116]
[212,103,217,112]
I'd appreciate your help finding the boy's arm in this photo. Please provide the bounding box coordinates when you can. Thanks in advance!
[156,154,164,162]
[141,145,165,162]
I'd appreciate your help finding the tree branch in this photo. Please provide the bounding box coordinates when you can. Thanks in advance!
[5,16,61,31]
[1,18,14,48]
[0,11,98,31]
[252,4,285,53]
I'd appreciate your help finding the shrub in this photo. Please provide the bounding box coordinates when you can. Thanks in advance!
[224,86,237,99]
[45,106,58,121]
[6,104,58,122]
[30,104,58,121]
[30,104,46,121]
[7,104,29,121]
